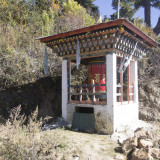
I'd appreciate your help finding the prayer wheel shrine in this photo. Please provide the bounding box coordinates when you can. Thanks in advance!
[37,19,156,134]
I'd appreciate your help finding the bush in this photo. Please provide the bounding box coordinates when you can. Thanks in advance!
[0,106,79,160]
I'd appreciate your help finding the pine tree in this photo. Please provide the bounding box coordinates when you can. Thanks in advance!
[134,0,160,27]
[112,0,160,27]
[111,0,137,20]
[74,0,99,19]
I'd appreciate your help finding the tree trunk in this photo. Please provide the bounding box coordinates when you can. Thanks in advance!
[144,0,151,27]
[153,17,160,35]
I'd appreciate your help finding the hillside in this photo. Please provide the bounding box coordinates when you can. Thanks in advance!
[0,0,160,124]
[138,47,160,122]
[0,1,160,160]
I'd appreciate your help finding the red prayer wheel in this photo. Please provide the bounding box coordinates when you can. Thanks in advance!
[88,58,106,92]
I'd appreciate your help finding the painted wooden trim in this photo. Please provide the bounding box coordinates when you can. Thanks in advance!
[38,19,156,47]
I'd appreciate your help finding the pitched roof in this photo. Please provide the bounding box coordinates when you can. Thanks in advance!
[37,19,156,47]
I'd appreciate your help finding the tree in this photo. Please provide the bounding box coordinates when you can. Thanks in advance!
[111,0,137,20]
[153,17,160,35]
[102,15,110,22]
[112,0,160,27]
[58,0,95,31]
[74,0,99,19]
[0,0,30,25]
[134,0,160,27]
[34,0,52,12]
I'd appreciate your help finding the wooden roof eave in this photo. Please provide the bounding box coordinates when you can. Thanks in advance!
[37,19,156,48]
[121,20,156,47]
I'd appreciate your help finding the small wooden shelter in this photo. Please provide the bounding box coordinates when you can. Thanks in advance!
[38,19,156,134]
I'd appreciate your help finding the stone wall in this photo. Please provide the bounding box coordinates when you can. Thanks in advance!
[0,77,61,119]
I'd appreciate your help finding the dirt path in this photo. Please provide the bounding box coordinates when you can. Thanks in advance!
[52,129,125,160]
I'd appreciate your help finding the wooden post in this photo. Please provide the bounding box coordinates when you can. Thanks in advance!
[132,81,134,102]
[76,83,79,101]
[92,79,96,103]
[120,57,123,104]
[127,65,130,103]
[79,85,82,102]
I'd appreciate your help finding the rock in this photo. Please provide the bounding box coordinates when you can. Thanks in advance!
[42,117,70,131]
[149,148,160,159]
[131,148,153,160]
[111,132,129,145]
[112,121,152,143]
[146,130,156,140]
[74,157,79,160]
[115,154,124,160]
[134,128,147,139]
[138,139,153,148]
[0,116,5,124]
[153,139,160,148]
[122,137,138,154]
[115,146,123,153]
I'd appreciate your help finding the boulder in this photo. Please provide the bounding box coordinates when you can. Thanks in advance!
[122,137,138,154]
[146,130,156,141]
[131,148,153,160]
[134,128,147,139]
[114,155,124,160]
[149,148,160,159]
[138,139,153,148]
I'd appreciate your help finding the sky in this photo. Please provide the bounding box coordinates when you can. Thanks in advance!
[94,0,160,28]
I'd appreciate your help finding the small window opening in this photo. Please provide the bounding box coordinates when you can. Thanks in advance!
[75,107,94,114]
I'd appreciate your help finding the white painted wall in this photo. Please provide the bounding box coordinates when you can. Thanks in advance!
[114,59,139,131]
[106,53,117,133]
[62,59,68,119]
[114,103,139,130]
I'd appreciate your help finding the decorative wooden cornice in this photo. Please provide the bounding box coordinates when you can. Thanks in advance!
[46,28,147,58]
[37,19,156,47]
[37,19,156,59]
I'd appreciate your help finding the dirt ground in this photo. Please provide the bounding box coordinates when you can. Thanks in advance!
[46,129,125,160]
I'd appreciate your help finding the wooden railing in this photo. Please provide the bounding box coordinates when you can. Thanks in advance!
[116,82,135,103]
[129,82,135,102]
[68,84,107,105]
[116,84,123,103]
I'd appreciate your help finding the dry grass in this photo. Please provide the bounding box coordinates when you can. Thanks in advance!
[0,106,124,160]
